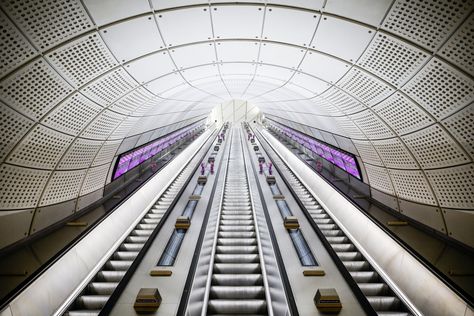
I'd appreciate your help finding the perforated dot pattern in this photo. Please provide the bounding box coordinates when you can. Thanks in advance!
[81,110,125,140]
[382,0,473,50]
[320,87,365,114]
[0,164,50,209]
[373,138,418,169]
[0,58,74,120]
[426,164,474,208]
[109,117,140,139]
[358,32,430,86]
[1,0,93,50]
[388,169,436,205]
[442,105,474,158]
[7,125,74,169]
[374,92,434,135]
[402,58,474,120]
[334,117,366,139]
[0,11,37,78]
[109,87,154,115]
[47,33,118,87]
[364,163,395,194]
[80,164,109,195]
[39,169,86,205]
[92,140,121,166]
[439,12,474,76]
[41,93,102,136]
[338,68,395,106]
[403,124,470,169]
[58,138,102,169]
[353,140,383,165]
[0,104,34,161]
[81,68,137,106]
[350,110,395,139]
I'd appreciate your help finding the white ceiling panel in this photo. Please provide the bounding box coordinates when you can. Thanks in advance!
[220,63,257,76]
[299,51,350,83]
[290,72,331,95]
[255,64,294,82]
[212,5,264,39]
[101,16,164,62]
[157,7,213,47]
[284,82,316,98]
[269,0,324,10]
[263,7,319,46]
[216,41,259,62]
[83,0,150,26]
[152,0,206,10]
[325,0,393,26]
[312,16,375,62]
[182,65,220,82]
[259,43,306,69]
[171,43,216,69]
[126,51,176,83]
[145,73,186,95]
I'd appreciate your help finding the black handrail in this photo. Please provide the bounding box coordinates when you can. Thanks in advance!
[258,125,474,309]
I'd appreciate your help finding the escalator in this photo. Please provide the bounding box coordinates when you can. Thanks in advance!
[64,151,201,315]
[254,127,413,316]
[203,129,270,315]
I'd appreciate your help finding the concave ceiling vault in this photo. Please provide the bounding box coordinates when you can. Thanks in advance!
[0,0,473,249]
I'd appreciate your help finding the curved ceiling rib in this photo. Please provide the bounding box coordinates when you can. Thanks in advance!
[0,0,473,249]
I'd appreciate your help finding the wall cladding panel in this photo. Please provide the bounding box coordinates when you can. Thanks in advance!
[337,68,395,107]
[41,93,102,136]
[0,58,74,121]
[0,10,37,78]
[1,0,94,50]
[388,169,436,205]
[0,104,34,162]
[402,58,474,120]
[80,68,137,106]
[373,92,434,135]
[442,105,474,159]
[426,164,474,209]
[350,110,395,139]
[92,140,121,167]
[0,164,50,209]
[353,140,383,165]
[381,0,473,50]
[358,32,430,86]
[372,138,418,169]
[6,125,74,169]
[58,138,103,170]
[320,87,366,114]
[80,164,109,195]
[47,33,118,87]
[39,169,86,206]
[80,110,126,140]
[364,163,395,195]
[402,124,470,169]
[439,12,474,76]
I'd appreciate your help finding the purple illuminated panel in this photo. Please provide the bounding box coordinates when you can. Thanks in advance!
[112,122,204,180]
[268,120,362,180]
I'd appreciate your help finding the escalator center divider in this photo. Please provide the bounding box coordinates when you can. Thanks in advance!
[240,126,299,316]
[176,124,232,315]
[96,128,223,316]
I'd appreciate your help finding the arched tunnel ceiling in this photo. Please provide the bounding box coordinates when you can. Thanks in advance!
[0,0,473,248]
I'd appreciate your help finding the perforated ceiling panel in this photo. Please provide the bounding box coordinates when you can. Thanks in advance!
[0,0,473,248]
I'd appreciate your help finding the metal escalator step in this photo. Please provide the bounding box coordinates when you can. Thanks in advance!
[343,261,370,271]
[119,243,144,251]
[352,271,379,283]
[214,254,260,264]
[65,310,100,316]
[76,295,109,309]
[218,231,256,238]
[336,251,362,261]
[207,299,267,314]
[87,282,118,295]
[367,296,401,311]
[332,243,355,252]
[210,286,265,299]
[213,263,261,274]
[212,274,263,286]
[359,283,389,296]
[96,271,125,282]
[104,260,133,270]
[217,238,257,246]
